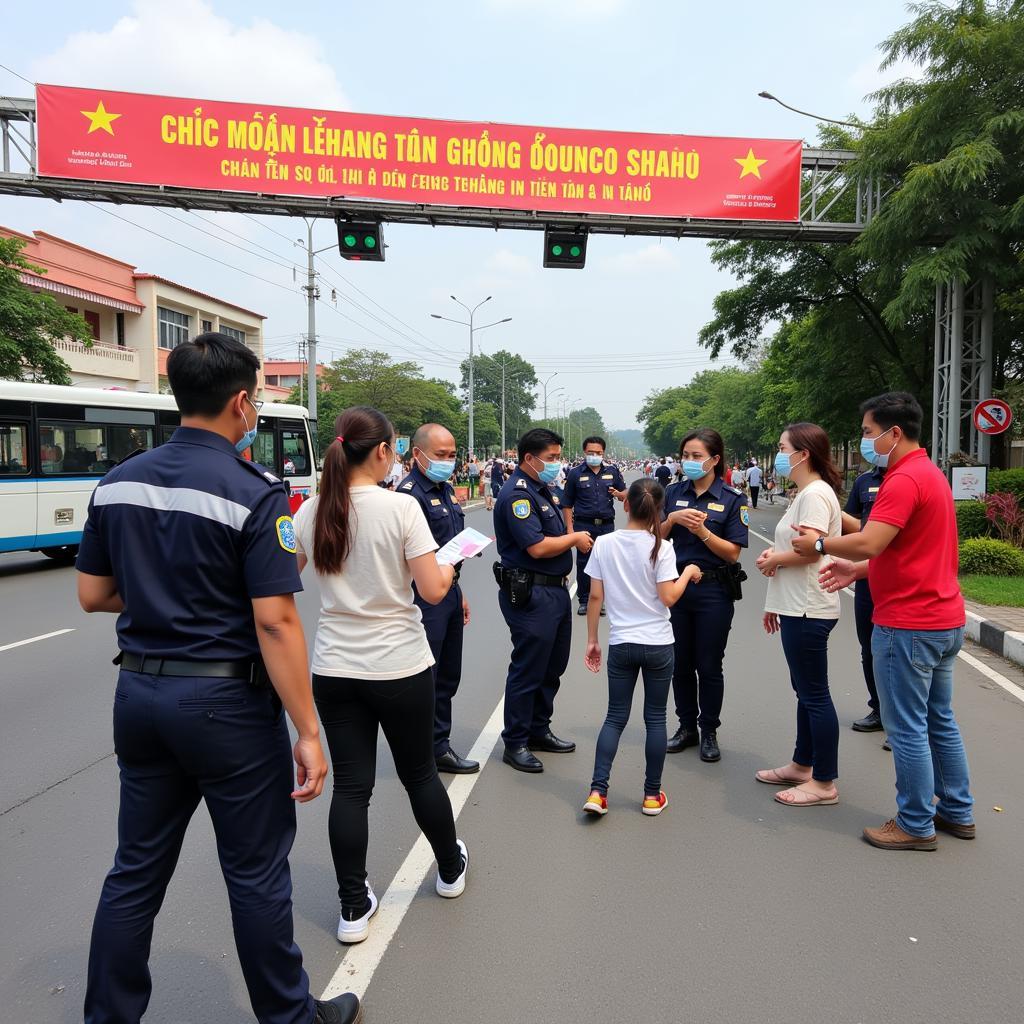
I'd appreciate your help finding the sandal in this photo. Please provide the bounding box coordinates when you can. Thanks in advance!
[755,766,811,786]
[774,784,839,807]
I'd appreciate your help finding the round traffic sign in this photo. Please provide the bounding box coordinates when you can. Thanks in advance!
[973,398,1013,435]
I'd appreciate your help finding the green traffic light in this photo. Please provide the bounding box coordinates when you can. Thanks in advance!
[364,236,377,249]
[343,234,357,248]
[552,244,563,256]
[570,245,581,257]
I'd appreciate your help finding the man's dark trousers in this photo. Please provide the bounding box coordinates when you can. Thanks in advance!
[418,583,465,756]
[575,521,614,606]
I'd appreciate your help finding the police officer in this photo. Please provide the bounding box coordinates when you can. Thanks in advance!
[399,422,479,774]
[563,436,626,616]
[661,427,749,764]
[75,333,359,1024]
[843,463,886,733]
[494,427,593,773]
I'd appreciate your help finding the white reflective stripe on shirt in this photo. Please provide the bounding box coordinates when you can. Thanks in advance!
[93,481,252,530]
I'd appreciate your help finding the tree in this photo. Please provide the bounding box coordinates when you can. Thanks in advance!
[0,235,92,384]
[459,350,538,442]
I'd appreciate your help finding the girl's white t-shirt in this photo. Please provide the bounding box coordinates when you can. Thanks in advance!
[764,478,842,619]
[584,530,679,645]
[294,487,438,679]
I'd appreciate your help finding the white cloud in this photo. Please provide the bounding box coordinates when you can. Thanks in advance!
[485,248,535,277]
[599,242,681,275]
[30,0,349,109]
[486,0,624,17]
[847,54,923,100]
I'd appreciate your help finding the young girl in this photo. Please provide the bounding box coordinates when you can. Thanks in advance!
[582,478,702,816]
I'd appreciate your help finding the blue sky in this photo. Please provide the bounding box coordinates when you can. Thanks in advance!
[0,0,917,429]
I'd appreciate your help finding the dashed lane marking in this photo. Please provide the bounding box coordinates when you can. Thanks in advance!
[0,628,75,654]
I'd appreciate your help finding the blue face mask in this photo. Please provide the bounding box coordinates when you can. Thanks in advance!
[235,399,258,455]
[422,457,456,483]
[533,457,561,486]
[585,454,603,468]
[860,428,895,468]
[774,451,806,478]
[682,458,711,481]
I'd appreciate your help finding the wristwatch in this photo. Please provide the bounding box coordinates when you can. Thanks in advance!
[814,537,826,555]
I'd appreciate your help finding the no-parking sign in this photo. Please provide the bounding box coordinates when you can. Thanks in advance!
[973,398,1013,435]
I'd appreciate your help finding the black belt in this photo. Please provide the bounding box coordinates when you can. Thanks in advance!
[575,517,611,526]
[691,565,730,584]
[531,571,568,587]
[117,652,258,679]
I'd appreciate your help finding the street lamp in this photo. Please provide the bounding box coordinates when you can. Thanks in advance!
[546,386,565,425]
[757,91,875,131]
[541,373,560,420]
[567,399,580,457]
[431,296,511,455]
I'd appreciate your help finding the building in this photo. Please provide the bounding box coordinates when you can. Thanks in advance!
[262,358,325,403]
[3,226,268,396]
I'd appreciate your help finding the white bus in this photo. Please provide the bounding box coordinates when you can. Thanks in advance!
[0,381,317,561]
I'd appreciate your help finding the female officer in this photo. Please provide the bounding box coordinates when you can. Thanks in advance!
[660,428,749,763]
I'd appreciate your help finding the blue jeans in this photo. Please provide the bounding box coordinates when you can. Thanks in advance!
[779,616,839,782]
[872,625,973,837]
[590,642,674,796]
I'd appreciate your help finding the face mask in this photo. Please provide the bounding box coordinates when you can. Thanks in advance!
[682,457,711,481]
[585,454,603,469]
[421,456,456,483]
[530,455,561,486]
[774,451,805,478]
[860,427,896,468]
[235,398,258,455]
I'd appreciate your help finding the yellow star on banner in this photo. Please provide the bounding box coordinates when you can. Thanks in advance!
[734,148,768,179]
[80,100,122,136]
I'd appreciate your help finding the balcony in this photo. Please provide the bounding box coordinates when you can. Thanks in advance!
[52,337,141,382]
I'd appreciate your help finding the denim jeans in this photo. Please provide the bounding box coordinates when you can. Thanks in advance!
[872,624,973,837]
[779,615,839,782]
[590,642,674,796]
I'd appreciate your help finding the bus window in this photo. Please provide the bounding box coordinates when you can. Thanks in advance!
[0,423,29,474]
[251,428,276,469]
[40,422,153,474]
[281,425,310,477]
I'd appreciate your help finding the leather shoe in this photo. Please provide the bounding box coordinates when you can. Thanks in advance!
[314,992,362,1024]
[934,813,976,840]
[528,730,576,753]
[436,749,480,774]
[852,710,884,732]
[503,746,543,773]
[700,730,721,762]
[863,819,936,851]
[666,727,700,753]
[577,604,588,616]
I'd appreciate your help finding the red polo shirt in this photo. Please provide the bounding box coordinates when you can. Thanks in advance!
[867,448,965,630]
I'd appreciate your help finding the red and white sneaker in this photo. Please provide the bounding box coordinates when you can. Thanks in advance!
[642,791,668,816]
[583,791,608,816]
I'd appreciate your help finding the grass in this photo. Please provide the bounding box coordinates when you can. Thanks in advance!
[959,575,1024,607]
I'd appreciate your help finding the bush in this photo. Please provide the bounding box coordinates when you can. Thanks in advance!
[955,500,992,540]
[989,468,1024,503]
[958,538,1024,577]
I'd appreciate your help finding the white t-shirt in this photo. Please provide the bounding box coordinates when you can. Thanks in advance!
[764,478,842,619]
[294,487,438,679]
[584,530,679,645]
[747,465,763,487]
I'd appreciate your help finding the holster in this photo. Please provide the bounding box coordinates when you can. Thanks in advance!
[726,563,748,601]
[493,561,534,608]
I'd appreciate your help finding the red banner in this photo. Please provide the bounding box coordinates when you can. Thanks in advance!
[37,85,802,221]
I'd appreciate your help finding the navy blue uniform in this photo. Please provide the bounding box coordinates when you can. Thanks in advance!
[845,467,884,714]
[76,427,314,1024]
[398,464,467,756]
[564,461,625,607]
[490,459,505,496]
[494,468,573,747]
[663,475,749,733]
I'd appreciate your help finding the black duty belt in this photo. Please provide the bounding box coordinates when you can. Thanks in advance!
[117,652,258,679]
[692,565,730,584]
[531,571,568,587]
[575,517,610,526]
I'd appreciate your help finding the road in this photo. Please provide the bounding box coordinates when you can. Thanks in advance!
[2,491,1023,1024]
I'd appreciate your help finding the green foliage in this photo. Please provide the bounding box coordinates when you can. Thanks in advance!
[609,428,646,458]
[958,537,1024,577]
[955,500,993,540]
[0,235,92,384]
[989,468,1024,503]
[460,350,538,442]
[530,405,608,457]
[958,574,1024,607]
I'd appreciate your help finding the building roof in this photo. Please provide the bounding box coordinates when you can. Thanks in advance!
[133,274,266,320]
[263,359,325,375]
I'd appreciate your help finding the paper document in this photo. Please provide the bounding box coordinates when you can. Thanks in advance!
[436,527,494,565]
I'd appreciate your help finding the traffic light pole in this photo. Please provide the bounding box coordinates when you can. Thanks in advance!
[304,221,318,424]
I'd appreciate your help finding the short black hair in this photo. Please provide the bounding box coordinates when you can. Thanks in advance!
[860,391,923,440]
[582,435,606,451]
[518,427,563,462]
[167,332,260,417]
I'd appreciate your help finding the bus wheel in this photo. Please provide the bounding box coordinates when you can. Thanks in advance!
[41,545,79,563]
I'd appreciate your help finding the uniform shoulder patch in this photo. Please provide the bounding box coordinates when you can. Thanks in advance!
[237,458,282,487]
[724,484,743,495]
[401,481,414,490]
[512,498,531,519]
[515,478,528,489]
[552,495,560,504]
[263,471,280,483]
[740,505,750,526]
[276,515,298,552]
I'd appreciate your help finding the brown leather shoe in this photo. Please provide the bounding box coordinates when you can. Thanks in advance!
[863,819,937,851]
[934,814,976,840]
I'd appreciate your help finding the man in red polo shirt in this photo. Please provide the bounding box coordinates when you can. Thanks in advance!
[793,392,973,851]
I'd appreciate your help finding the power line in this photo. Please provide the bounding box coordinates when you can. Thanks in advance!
[0,61,32,85]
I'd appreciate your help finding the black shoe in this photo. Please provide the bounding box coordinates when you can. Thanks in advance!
[600,606,607,617]
[314,992,362,1024]
[436,749,480,774]
[577,604,588,616]
[666,727,700,753]
[852,710,884,732]
[503,746,544,773]
[699,731,721,763]
[528,730,576,753]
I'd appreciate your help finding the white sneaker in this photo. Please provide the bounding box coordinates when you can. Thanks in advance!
[336,883,378,944]
[435,839,468,899]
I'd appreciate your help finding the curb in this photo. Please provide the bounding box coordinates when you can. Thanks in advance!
[965,610,1024,672]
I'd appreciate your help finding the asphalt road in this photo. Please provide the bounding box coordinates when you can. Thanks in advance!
[2,490,1023,1024]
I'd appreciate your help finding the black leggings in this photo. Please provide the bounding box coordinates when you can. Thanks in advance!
[313,670,462,912]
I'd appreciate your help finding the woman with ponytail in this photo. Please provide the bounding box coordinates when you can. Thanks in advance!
[292,406,468,947]
[581,478,702,817]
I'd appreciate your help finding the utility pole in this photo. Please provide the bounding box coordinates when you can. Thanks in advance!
[542,373,559,420]
[500,356,506,456]
[298,337,306,407]
[302,221,319,422]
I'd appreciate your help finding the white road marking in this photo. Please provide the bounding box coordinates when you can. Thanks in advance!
[748,523,1024,705]
[321,577,579,1001]
[0,628,75,653]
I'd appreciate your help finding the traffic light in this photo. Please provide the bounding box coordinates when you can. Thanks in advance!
[543,229,587,269]
[336,220,385,262]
